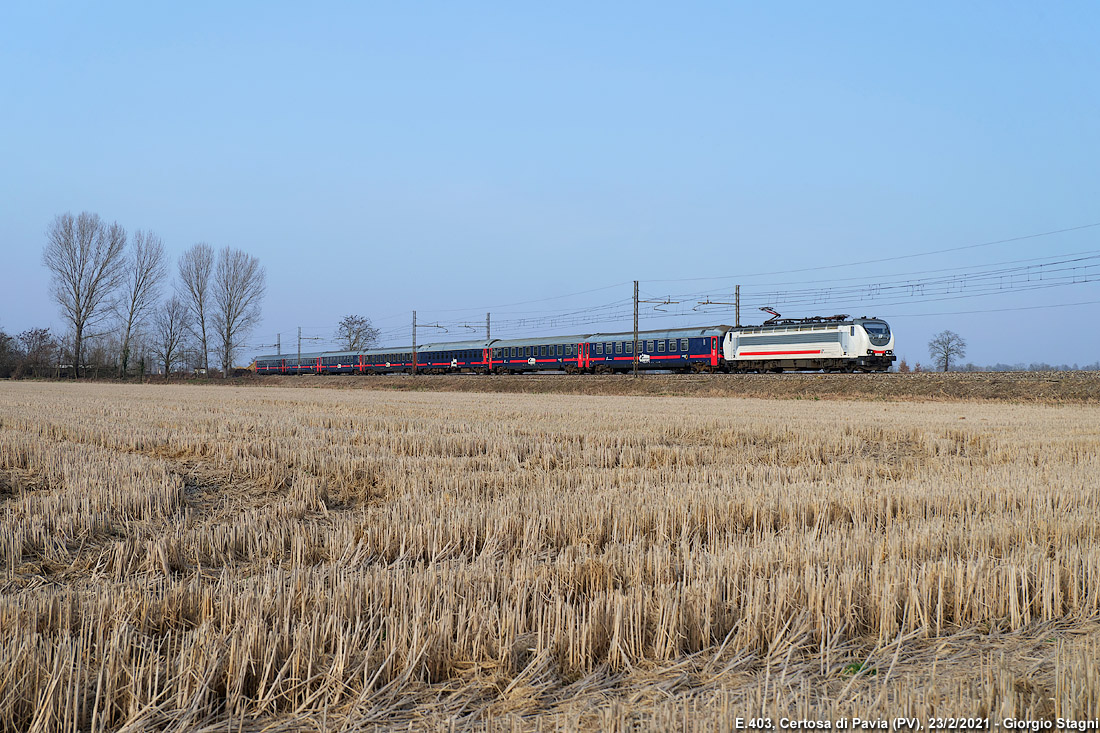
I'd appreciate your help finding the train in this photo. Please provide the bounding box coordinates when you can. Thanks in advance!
[254,314,895,375]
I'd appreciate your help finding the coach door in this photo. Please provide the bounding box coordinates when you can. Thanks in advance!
[711,337,719,367]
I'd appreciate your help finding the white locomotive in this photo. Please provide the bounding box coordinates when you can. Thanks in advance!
[723,313,894,372]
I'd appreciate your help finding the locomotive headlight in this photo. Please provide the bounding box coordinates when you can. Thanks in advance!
[886,350,893,355]
[867,349,874,355]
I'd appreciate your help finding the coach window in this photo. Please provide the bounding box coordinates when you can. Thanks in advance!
[615,342,623,354]
[556,344,563,357]
[645,340,654,352]
[595,343,603,355]
[680,339,689,351]
[626,342,633,354]
[657,340,665,352]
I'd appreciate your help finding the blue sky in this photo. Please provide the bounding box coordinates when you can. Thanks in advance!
[2,2,1098,366]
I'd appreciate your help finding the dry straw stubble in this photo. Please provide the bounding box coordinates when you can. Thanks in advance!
[0,381,1098,730]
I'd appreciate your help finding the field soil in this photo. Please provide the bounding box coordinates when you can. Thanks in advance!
[246,370,1100,403]
[1,381,1099,730]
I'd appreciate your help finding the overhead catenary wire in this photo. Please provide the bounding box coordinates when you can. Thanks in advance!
[257,223,1100,353]
[643,221,1100,284]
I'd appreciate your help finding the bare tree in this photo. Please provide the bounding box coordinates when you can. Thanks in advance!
[211,247,266,376]
[178,243,214,373]
[116,229,167,377]
[0,327,16,378]
[42,212,128,378]
[151,296,190,379]
[83,331,115,379]
[18,328,57,378]
[335,314,380,352]
[928,330,967,372]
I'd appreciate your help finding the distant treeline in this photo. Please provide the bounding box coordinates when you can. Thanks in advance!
[896,360,1100,373]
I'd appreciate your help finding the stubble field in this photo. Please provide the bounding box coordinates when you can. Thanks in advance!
[1,381,1099,731]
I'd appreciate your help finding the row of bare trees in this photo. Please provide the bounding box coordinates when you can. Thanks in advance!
[0,328,60,378]
[39,211,266,378]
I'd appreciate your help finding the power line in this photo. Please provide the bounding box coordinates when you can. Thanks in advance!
[658,248,1100,298]
[881,298,1100,317]
[644,221,1100,284]
[256,225,1100,352]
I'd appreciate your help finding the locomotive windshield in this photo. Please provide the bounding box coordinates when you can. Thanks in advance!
[863,320,891,346]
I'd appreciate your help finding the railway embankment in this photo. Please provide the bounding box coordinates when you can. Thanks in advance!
[244,370,1100,403]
